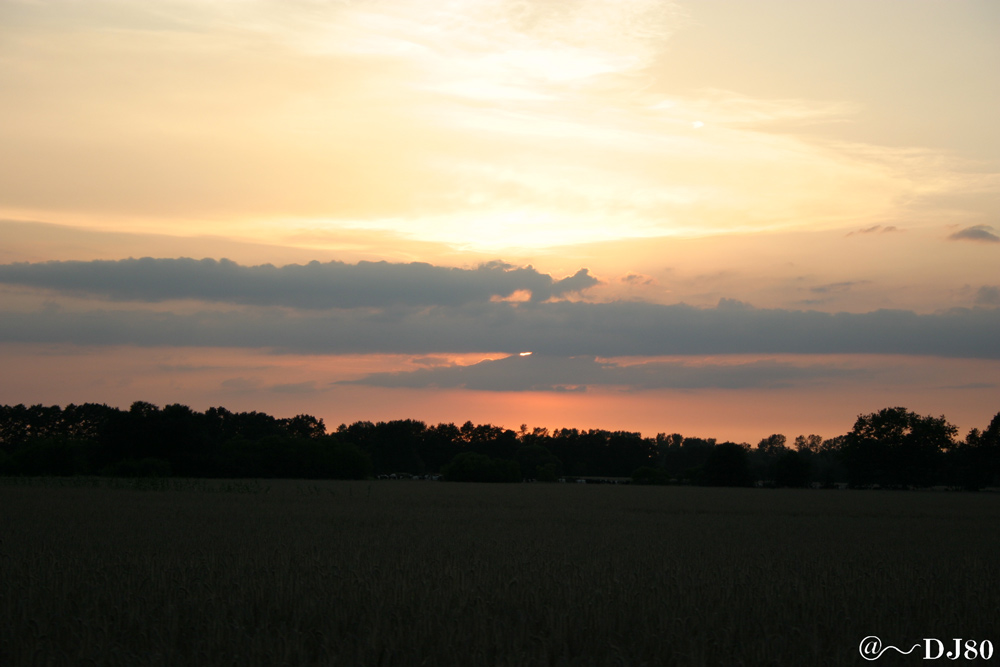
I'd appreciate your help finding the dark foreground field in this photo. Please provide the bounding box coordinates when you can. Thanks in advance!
[2,479,998,666]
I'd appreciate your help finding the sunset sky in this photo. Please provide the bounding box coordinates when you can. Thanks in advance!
[1,0,998,443]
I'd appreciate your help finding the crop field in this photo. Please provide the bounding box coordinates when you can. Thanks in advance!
[2,479,998,666]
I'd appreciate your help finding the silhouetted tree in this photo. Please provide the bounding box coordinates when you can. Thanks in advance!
[654,435,715,480]
[948,413,1000,490]
[773,449,810,487]
[1,400,986,487]
[756,434,787,455]
[515,444,562,480]
[841,407,955,487]
[701,442,752,487]
[336,419,425,474]
[794,434,823,453]
[461,422,519,460]
[415,422,459,472]
[748,434,788,485]
[281,414,326,439]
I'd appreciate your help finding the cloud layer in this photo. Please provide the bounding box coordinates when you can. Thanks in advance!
[0,258,597,307]
[339,354,864,392]
[2,298,997,359]
[1,257,998,361]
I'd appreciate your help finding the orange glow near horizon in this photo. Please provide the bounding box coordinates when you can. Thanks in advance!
[1,344,996,444]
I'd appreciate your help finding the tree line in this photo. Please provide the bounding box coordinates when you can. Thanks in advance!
[0,402,998,489]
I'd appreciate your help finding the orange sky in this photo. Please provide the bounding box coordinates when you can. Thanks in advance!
[1,0,998,442]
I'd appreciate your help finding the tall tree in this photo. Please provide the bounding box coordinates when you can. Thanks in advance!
[841,407,955,487]
[701,442,752,487]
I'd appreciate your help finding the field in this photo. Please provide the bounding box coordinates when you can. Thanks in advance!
[2,479,998,666]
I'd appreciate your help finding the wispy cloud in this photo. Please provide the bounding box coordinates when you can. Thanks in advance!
[943,382,998,390]
[269,381,320,395]
[621,273,655,286]
[847,224,903,236]
[809,281,868,294]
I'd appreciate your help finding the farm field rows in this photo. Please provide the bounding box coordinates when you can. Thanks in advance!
[2,479,998,666]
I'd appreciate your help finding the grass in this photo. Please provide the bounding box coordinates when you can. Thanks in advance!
[2,479,998,666]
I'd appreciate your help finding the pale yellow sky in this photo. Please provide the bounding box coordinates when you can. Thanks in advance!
[2,0,996,255]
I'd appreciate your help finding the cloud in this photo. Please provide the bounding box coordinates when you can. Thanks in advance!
[976,286,1000,306]
[220,377,257,392]
[622,273,655,286]
[338,354,864,392]
[156,363,234,374]
[269,381,321,395]
[948,225,1000,243]
[846,225,903,237]
[810,281,868,294]
[0,258,598,307]
[716,298,753,311]
[943,382,998,390]
[2,299,998,359]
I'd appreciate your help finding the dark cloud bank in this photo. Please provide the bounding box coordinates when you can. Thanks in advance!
[0,257,597,307]
[2,298,998,359]
[0,257,998,360]
[338,354,865,392]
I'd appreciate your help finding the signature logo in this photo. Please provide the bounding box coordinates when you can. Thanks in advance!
[859,637,920,661]
[859,636,995,661]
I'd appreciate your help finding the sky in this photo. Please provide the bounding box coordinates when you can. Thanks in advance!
[1,0,998,443]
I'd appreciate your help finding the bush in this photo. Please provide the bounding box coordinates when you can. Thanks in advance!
[515,444,562,480]
[536,462,559,482]
[701,443,752,487]
[103,457,173,478]
[442,452,521,482]
[631,466,669,485]
[10,438,92,476]
[773,450,810,487]
[324,440,374,480]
